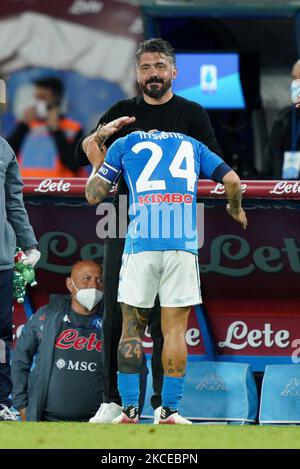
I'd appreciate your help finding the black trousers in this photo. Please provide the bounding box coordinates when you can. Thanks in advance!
[102,236,164,410]
[0,269,14,407]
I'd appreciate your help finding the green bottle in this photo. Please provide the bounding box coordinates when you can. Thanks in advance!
[13,247,37,303]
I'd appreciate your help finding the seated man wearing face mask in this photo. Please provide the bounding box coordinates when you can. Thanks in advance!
[7,77,86,178]
[11,260,104,422]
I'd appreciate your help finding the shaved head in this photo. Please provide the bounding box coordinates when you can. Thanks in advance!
[67,260,103,299]
[71,260,101,279]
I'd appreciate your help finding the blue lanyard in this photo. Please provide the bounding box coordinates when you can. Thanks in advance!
[291,107,300,151]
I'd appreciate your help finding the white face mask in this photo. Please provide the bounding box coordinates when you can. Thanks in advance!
[71,279,103,311]
[35,99,48,119]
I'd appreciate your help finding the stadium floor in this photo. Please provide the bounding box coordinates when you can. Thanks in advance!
[1,422,300,449]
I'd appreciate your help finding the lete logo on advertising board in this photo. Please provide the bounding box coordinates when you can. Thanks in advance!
[211,317,300,356]
[34,179,71,193]
[218,321,290,352]
[270,181,300,195]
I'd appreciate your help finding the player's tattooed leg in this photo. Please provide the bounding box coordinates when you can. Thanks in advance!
[118,303,151,373]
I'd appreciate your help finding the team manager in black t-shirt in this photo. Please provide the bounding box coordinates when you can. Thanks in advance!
[74,38,222,424]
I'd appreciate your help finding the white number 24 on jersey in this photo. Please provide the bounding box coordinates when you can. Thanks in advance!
[132,140,197,193]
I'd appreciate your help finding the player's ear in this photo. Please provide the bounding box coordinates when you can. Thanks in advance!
[172,67,177,80]
[66,277,74,293]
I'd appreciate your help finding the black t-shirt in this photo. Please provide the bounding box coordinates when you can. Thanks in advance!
[75,94,222,204]
[43,310,103,421]
[75,94,221,164]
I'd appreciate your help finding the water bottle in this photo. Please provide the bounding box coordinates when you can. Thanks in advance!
[14,247,37,286]
[13,247,37,303]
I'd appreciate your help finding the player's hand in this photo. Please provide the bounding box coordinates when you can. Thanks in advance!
[95,116,136,144]
[23,248,41,267]
[86,135,106,168]
[226,204,247,230]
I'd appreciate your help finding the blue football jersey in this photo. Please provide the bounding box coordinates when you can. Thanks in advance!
[98,131,224,254]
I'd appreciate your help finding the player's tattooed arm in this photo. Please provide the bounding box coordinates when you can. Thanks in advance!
[227,187,242,215]
[223,170,247,230]
[85,115,136,205]
[223,170,242,214]
[82,115,136,163]
[85,169,111,205]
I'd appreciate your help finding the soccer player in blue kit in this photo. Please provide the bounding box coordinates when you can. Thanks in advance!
[85,116,247,424]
